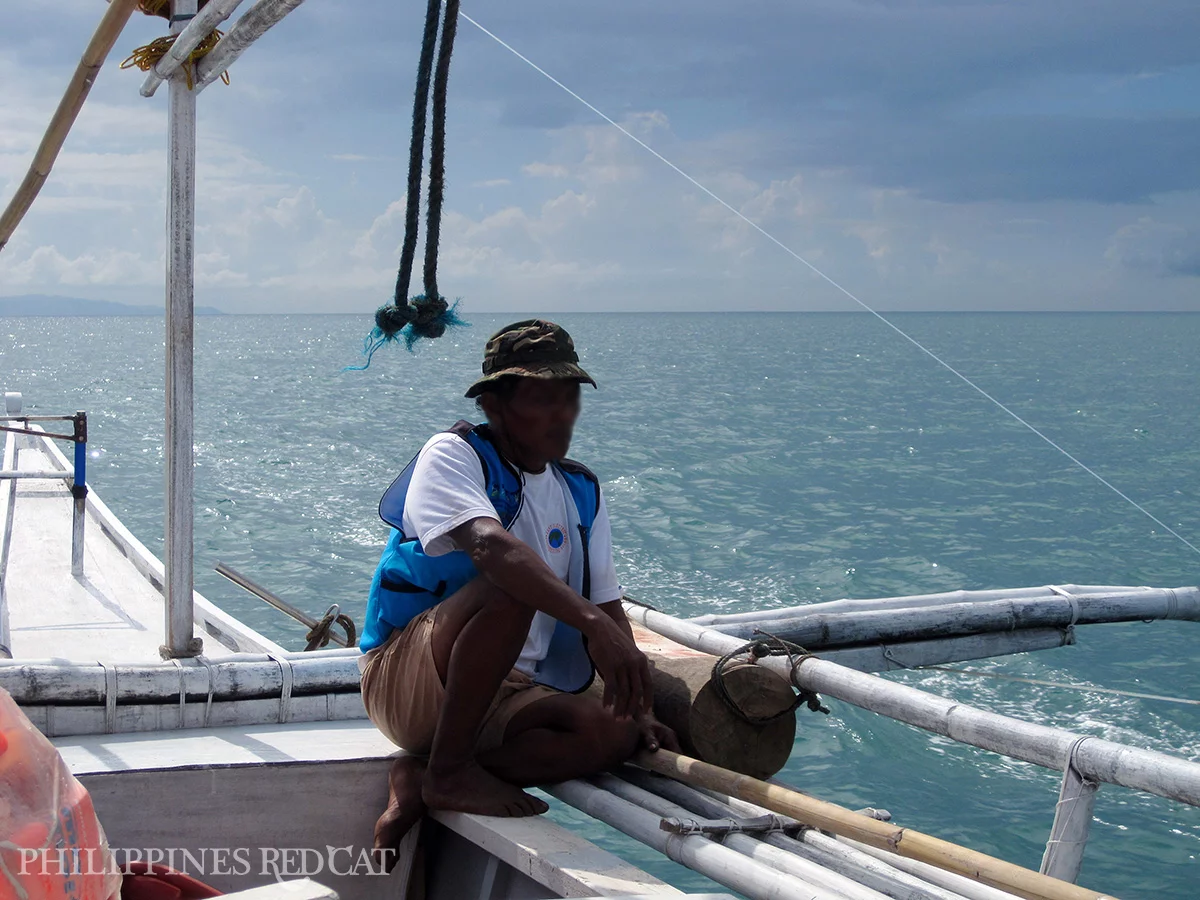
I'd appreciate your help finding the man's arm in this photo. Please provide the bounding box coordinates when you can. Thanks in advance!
[597,599,680,753]
[448,516,652,719]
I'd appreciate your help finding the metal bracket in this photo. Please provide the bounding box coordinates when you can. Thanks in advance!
[659,814,801,837]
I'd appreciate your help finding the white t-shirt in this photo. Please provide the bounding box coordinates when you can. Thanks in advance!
[403,432,623,675]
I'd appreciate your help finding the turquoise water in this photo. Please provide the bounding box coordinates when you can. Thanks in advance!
[2,312,1198,896]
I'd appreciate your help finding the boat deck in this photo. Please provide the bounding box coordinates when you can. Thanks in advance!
[55,719,683,899]
[1,428,281,662]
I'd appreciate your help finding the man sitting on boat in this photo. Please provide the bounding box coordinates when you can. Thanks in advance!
[359,319,677,858]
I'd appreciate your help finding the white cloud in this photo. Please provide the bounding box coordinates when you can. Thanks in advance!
[521,162,568,179]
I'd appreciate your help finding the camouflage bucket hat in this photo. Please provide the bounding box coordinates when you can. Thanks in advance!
[464,319,597,399]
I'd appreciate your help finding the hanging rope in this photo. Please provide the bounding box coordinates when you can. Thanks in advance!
[710,631,829,726]
[350,0,467,370]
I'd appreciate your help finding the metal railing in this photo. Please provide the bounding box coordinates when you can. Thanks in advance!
[0,392,89,579]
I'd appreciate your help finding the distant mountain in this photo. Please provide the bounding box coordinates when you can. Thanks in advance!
[0,295,226,317]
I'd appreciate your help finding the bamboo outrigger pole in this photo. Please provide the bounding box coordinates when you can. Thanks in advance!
[635,749,1117,900]
[0,0,141,252]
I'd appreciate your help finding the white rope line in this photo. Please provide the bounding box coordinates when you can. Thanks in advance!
[268,651,294,724]
[459,9,1200,561]
[200,656,215,727]
[1045,737,1098,850]
[917,664,1200,706]
[169,658,188,728]
[1049,585,1082,629]
[99,660,118,733]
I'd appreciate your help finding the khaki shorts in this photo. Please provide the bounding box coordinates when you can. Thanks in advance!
[359,604,559,755]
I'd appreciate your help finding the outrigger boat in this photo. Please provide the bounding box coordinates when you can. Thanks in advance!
[5,401,1200,900]
[2,2,1199,900]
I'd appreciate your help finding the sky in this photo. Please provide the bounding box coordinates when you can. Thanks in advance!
[1,0,1199,313]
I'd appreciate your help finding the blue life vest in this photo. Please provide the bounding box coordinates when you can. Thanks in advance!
[361,421,601,693]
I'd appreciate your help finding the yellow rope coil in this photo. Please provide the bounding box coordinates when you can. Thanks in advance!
[120,30,229,89]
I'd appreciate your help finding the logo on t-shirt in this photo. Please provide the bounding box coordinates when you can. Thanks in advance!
[546,524,567,553]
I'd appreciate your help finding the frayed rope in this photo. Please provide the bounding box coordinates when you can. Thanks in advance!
[344,296,468,371]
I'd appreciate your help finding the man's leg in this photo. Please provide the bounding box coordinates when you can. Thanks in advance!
[374,690,640,869]
[421,577,548,816]
[372,577,543,867]
[478,693,640,786]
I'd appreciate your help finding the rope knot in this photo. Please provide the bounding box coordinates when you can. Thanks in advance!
[375,302,416,338]
[411,294,450,338]
[304,604,357,651]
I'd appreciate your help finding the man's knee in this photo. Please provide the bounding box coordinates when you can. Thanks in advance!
[430,578,534,680]
[458,577,535,624]
[571,701,639,769]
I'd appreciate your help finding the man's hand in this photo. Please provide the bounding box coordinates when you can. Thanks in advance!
[635,710,680,754]
[586,615,653,719]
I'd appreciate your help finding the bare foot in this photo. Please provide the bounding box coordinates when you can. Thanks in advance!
[373,755,427,872]
[422,761,550,817]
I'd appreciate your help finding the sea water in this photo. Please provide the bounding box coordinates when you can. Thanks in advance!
[2,312,1197,897]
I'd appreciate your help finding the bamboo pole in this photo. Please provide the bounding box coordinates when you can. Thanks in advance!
[140,0,247,96]
[821,628,1070,673]
[616,767,984,900]
[594,773,890,900]
[635,750,1117,900]
[688,587,1142,627]
[191,0,308,92]
[672,773,1024,900]
[546,778,842,900]
[0,0,141,252]
[1040,744,1099,884]
[625,604,1200,808]
[708,588,1200,646]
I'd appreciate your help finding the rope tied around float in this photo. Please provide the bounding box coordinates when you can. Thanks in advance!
[349,0,468,370]
[711,629,830,726]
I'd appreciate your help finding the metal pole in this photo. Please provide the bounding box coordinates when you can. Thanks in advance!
[162,0,201,658]
[71,411,87,577]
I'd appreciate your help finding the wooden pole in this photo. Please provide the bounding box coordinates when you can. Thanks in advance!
[0,0,140,252]
[635,750,1117,900]
[163,0,201,659]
